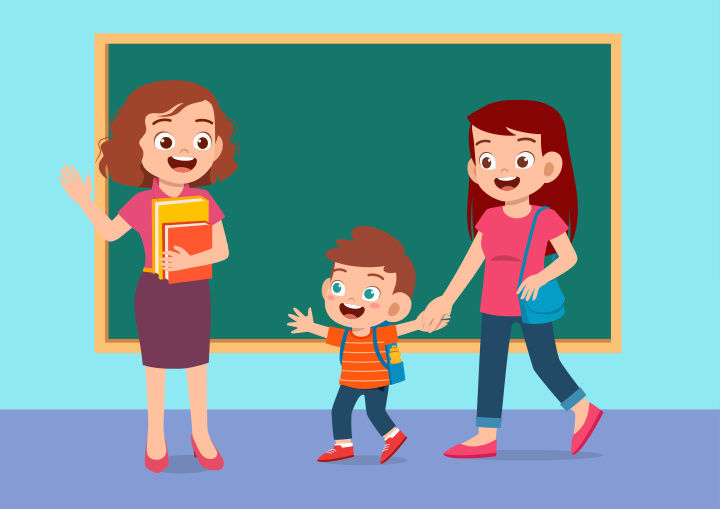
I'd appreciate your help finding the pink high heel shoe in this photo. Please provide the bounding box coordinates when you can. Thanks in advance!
[572,403,604,455]
[191,435,224,470]
[145,444,169,473]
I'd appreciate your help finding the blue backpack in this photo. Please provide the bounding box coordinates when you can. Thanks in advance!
[339,321,406,385]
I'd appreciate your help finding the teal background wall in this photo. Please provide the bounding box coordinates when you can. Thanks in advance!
[2,0,719,410]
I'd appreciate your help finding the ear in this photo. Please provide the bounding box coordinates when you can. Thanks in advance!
[542,151,563,183]
[321,278,331,298]
[467,158,479,184]
[387,292,412,322]
[213,136,224,162]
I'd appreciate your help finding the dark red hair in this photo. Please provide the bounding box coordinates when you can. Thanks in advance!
[466,100,578,254]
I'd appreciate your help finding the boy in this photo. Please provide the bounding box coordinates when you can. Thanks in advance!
[288,226,445,463]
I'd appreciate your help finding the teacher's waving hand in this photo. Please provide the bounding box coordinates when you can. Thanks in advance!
[421,101,603,459]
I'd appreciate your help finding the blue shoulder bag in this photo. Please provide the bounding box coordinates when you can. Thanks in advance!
[339,321,406,385]
[517,206,566,324]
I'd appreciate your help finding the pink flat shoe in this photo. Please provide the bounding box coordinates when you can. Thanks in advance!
[444,440,497,459]
[571,403,603,455]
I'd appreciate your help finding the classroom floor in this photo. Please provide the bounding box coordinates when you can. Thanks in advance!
[2,410,718,508]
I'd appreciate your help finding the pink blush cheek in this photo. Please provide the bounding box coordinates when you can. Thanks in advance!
[326,295,335,300]
[369,303,381,309]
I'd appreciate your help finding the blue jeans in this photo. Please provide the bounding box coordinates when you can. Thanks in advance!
[476,314,586,428]
[331,385,396,440]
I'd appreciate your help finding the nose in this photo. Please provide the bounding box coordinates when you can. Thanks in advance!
[500,168,509,174]
[179,148,189,154]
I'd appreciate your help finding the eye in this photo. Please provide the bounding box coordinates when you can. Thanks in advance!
[154,132,175,150]
[478,152,496,170]
[194,133,212,150]
[515,151,535,169]
[331,281,345,296]
[362,287,380,302]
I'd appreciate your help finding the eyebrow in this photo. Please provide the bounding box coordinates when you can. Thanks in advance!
[152,118,172,125]
[332,268,347,274]
[196,119,213,124]
[367,273,384,280]
[475,139,491,145]
[517,137,536,143]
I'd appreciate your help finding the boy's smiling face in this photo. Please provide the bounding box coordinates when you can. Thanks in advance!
[322,263,411,330]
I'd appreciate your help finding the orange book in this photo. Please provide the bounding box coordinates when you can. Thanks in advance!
[162,222,213,284]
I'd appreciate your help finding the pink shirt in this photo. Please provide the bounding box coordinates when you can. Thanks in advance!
[118,178,224,269]
[476,206,567,316]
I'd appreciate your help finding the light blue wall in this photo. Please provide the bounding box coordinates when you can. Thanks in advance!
[2,1,718,410]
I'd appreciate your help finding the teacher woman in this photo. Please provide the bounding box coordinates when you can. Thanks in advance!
[59,81,238,472]
[421,100,603,459]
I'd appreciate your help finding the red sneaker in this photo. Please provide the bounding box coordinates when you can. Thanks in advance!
[444,440,497,459]
[317,445,354,462]
[571,403,603,455]
[380,430,407,464]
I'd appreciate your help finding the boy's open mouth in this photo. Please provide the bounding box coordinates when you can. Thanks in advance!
[168,156,197,173]
[494,176,520,191]
[340,303,365,319]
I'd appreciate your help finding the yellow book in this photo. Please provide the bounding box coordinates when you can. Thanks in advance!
[151,196,209,279]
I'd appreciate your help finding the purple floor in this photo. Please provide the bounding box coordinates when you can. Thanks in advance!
[2,410,718,507]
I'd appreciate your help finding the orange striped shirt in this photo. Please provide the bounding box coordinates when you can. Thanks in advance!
[326,326,397,389]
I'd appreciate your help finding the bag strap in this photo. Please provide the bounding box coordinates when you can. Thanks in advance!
[517,206,549,287]
[339,328,350,364]
[340,322,392,368]
[371,326,390,369]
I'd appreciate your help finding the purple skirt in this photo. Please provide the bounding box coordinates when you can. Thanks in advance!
[134,272,211,369]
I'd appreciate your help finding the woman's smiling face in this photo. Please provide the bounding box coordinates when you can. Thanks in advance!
[139,100,224,185]
[468,126,562,203]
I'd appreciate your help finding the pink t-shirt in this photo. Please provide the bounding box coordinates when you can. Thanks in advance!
[475,206,567,316]
[118,178,225,269]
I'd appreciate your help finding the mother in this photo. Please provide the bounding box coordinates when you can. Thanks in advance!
[422,100,603,458]
[59,81,237,472]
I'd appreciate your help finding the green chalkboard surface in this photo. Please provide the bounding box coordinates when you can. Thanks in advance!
[107,42,612,341]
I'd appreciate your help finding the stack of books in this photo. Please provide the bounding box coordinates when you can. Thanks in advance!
[151,196,212,284]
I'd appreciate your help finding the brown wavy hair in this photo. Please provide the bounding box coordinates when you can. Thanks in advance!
[98,80,238,187]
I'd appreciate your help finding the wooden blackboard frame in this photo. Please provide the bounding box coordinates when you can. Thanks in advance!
[94,33,621,354]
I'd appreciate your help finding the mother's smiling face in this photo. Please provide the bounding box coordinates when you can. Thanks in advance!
[468,126,562,204]
[139,100,224,185]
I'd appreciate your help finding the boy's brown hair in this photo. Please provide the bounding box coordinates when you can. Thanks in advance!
[326,226,416,297]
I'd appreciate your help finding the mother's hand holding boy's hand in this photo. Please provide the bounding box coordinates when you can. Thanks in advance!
[421,296,453,333]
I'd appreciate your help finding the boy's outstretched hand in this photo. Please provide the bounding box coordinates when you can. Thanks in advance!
[287,307,322,335]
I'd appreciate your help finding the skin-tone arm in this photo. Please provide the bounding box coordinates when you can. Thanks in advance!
[161,221,230,272]
[287,308,330,338]
[422,233,486,332]
[287,309,441,338]
[517,232,577,301]
[59,165,131,242]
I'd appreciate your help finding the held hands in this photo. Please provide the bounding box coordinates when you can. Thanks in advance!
[419,295,453,333]
[161,246,194,272]
[287,308,315,334]
[517,273,547,301]
[59,165,92,205]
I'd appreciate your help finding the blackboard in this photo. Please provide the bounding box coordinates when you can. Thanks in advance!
[96,34,621,353]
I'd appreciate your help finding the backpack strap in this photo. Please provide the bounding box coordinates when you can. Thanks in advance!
[371,326,390,368]
[339,328,351,364]
[517,206,549,288]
